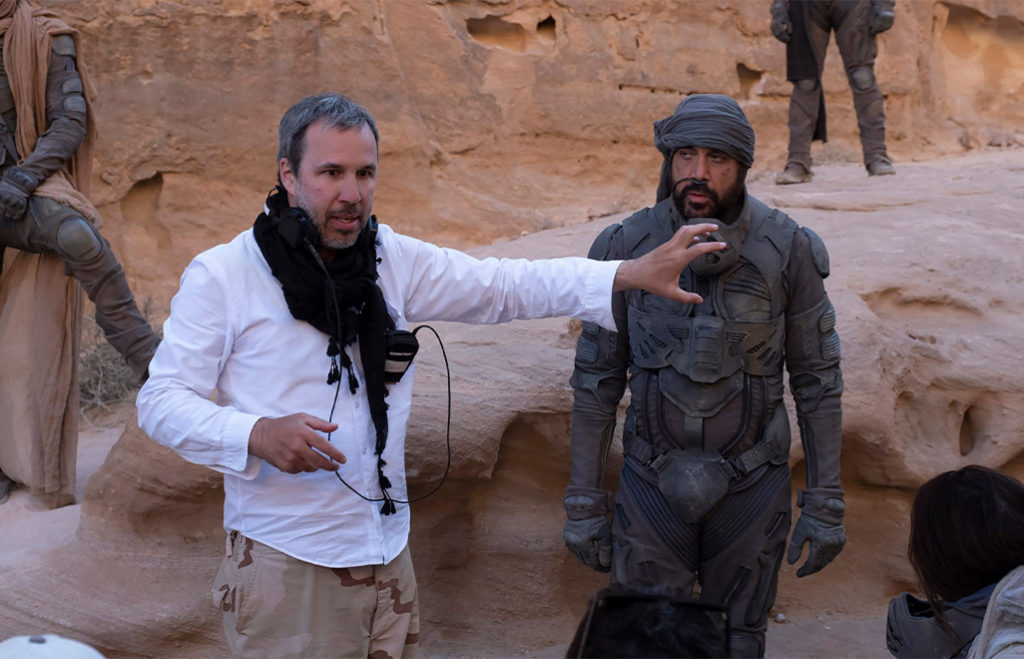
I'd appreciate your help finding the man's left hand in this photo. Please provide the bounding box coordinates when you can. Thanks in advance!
[0,181,28,220]
[0,167,39,220]
[612,222,725,304]
[786,488,846,577]
[869,1,895,34]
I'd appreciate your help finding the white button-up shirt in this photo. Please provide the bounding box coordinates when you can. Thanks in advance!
[137,224,621,568]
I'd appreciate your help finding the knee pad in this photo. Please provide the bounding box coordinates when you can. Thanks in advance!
[56,216,103,262]
[849,66,875,91]
[795,78,819,92]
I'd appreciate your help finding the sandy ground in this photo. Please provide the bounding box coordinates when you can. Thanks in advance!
[0,404,128,571]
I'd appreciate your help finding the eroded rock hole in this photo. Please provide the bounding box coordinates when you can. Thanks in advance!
[958,404,977,456]
[120,172,164,226]
[466,15,526,51]
[736,63,762,99]
[537,15,555,44]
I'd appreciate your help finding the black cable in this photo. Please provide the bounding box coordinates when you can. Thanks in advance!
[328,324,452,506]
[304,235,451,508]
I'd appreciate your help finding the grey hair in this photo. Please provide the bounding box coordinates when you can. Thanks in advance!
[277,93,380,177]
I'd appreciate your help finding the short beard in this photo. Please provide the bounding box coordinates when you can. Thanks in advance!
[671,174,746,221]
[294,185,360,251]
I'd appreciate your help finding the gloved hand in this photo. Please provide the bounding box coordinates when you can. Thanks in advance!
[0,167,40,220]
[869,0,895,34]
[563,486,612,572]
[770,8,793,43]
[786,487,845,577]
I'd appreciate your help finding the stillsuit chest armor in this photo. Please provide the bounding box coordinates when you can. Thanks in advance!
[620,199,796,454]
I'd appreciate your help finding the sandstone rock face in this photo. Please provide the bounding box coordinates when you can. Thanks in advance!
[49,0,1024,309]
[4,151,1022,657]
[1,1,1023,656]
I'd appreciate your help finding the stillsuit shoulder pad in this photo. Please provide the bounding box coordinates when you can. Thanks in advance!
[589,222,623,260]
[800,226,831,278]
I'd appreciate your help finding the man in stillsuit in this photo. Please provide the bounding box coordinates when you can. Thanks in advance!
[771,0,896,184]
[563,95,845,657]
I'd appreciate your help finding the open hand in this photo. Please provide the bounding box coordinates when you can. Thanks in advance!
[612,222,725,304]
[248,413,346,473]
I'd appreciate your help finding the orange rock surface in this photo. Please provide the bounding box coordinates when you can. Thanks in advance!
[1,2,1022,656]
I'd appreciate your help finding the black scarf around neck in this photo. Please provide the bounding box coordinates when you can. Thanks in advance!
[253,187,398,513]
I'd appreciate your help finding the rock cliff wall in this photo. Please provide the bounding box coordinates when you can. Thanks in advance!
[49,0,1024,309]
[1,2,1022,656]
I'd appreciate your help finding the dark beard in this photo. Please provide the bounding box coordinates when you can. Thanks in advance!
[671,177,744,221]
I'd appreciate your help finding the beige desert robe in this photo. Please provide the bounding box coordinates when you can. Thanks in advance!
[0,0,101,507]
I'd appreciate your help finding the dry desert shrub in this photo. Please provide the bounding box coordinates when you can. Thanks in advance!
[78,298,162,412]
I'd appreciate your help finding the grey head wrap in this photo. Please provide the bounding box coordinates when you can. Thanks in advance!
[653,94,755,202]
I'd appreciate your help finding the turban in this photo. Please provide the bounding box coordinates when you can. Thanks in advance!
[653,94,755,202]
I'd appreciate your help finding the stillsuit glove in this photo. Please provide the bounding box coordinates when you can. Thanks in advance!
[563,486,612,572]
[770,8,792,43]
[770,0,790,43]
[0,167,39,220]
[786,487,845,577]
[869,0,895,34]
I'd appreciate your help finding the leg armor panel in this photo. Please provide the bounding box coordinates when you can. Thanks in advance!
[55,215,103,261]
[23,196,160,382]
[700,464,792,657]
[795,78,819,92]
[849,65,876,91]
[730,630,766,658]
[833,2,889,165]
[611,460,699,592]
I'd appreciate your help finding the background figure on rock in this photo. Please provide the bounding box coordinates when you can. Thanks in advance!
[886,466,1024,659]
[771,0,896,184]
[563,94,845,657]
[0,0,159,506]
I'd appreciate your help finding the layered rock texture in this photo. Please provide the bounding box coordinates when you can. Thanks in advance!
[51,0,1024,302]
[1,1,1023,657]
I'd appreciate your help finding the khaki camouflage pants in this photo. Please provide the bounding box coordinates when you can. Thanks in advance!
[213,531,420,658]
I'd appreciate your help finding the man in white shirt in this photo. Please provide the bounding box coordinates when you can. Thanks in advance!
[136,92,724,659]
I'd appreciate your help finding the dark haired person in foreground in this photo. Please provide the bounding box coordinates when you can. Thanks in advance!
[136,92,725,658]
[887,465,1024,658]
[562,94,844,657]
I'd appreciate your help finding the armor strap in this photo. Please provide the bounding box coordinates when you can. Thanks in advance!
[625,431,783,478]
[626,401,790,475]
